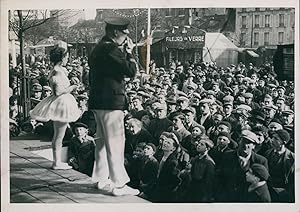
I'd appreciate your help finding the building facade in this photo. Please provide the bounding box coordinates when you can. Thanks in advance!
[235,8,295,48]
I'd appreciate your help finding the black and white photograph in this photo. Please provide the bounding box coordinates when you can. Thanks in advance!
[1,0,299,211]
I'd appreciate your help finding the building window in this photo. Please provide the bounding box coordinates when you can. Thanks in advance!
[264,32,269,45]
[254,32,259,46]
[278,32,284,44]
[254,15,259,28]
[241,16,247,28]
[242,8,247,12]
[265,15,270,27]
[279,14,285,27]
[255,8,260,11]
[178,8,185,16]
[165,8,172,16]
[266,8,271,11]
[241,33,246,46]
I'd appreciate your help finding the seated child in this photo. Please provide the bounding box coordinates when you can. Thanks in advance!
[67,122,95,176]
[139,143,159,200]
[126,142,147,189]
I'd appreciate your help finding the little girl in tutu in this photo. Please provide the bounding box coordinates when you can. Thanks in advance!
[30,44,81,170]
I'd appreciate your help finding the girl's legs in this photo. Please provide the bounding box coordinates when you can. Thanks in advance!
[52,121,71,169]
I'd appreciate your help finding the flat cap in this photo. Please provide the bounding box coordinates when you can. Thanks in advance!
[263,104,278,111]
[236,74,245,78]
[267,83,277,89]
[223,95,234,103]
[182,107,196,115]
[165,96,177,104]
[224,87,233,94]
[243,92,253,98]
[169,111,185,120]
[187,84,197,90]
[241,130,259,144]
[199,98,212,105]
[197,137,214,149]
[177,96,189,102]
[73,122,88,129]
[192,92,201,100]
[277,86,286,91]
[155,103,167,111]
[42,86,52,91]
[282,109,294,115]
[236,104,252,112]
[77,93,88,100]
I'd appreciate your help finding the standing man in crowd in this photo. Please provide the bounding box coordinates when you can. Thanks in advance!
[88,17,139,196]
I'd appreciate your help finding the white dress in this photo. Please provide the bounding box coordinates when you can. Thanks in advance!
[30,66,81,123]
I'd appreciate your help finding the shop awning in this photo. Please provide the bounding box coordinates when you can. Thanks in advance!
[246,50,259,57]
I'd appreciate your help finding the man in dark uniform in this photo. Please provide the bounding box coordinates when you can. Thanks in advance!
[88,17,139,196]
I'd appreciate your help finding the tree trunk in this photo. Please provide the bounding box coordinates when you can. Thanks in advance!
[17,10,30,120]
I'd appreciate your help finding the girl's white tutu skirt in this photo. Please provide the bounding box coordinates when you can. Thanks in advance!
[30,93,81,123]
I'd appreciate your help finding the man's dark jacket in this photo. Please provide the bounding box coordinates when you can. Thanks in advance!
[217,150,268,202]
[88,36,137,110]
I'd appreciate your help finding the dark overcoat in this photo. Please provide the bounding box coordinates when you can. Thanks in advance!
[88,36,137,110]
[217,150,268,202]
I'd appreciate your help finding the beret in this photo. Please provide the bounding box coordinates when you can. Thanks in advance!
[217,121,232,131]
[273,129,290,144]
[217,131,231,140]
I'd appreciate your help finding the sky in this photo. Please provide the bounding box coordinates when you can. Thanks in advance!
[83,9,97,20]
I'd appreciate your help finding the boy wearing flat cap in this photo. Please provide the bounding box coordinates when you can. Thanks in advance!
[188,137,216,202]
[88,16,139,196]
[67,122,95,176]
[264,129,294,202]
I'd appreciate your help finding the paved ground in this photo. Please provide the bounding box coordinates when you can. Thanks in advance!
[9,136,149,203]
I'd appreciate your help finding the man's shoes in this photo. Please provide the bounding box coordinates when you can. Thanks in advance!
[112,185,140,196]
[96,180,114,194]
[51,162,72,170]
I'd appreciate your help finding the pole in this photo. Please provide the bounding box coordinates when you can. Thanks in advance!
[146,8,151,74]
[135,15,138,59]
[250,13,254,48]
